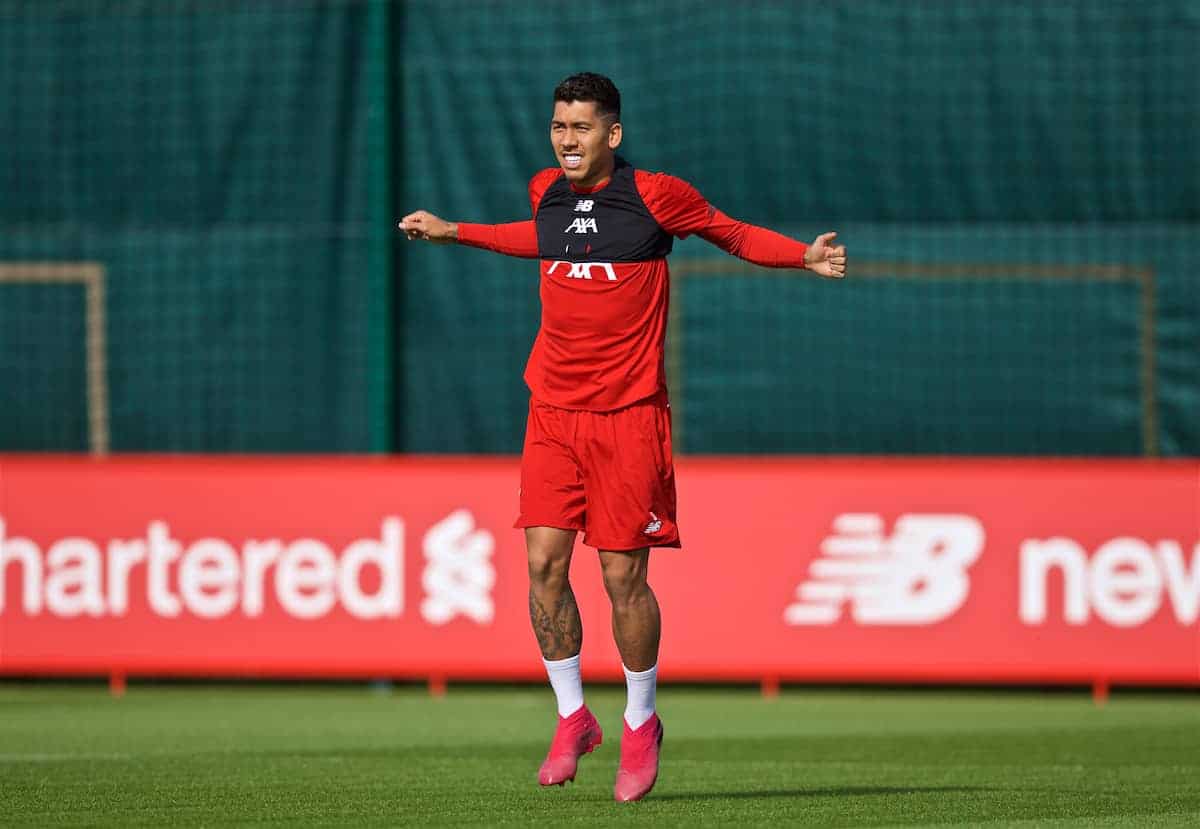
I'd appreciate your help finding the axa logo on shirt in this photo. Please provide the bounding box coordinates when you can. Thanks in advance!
[547,260,617,281]
[784,513,984,626]
[565,217,597,234]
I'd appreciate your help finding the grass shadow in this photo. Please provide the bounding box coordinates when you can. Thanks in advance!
[651,785,994,802]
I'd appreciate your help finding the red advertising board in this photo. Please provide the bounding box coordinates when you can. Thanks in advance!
[1,455,1197,684]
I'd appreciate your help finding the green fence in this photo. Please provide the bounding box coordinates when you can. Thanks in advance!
[0,0,392,452]
[2,1,1197,455]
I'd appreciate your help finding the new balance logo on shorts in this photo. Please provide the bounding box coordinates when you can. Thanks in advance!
[784,513,984,625]
[642,512,662,535]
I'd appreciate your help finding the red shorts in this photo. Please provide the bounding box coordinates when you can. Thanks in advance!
[515,393,680,551]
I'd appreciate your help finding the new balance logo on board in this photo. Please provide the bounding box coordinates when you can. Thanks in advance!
[564,217,597,233]
[1020,536,1199,627]
[547,260,617,281]
[784,513,984,626]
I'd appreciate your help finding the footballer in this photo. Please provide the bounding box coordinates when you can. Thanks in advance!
[400,72,846,802]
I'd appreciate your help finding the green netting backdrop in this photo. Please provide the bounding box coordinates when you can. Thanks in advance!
[0,0,392,451]
[2,1,1197,455]
[399,0,1199,456]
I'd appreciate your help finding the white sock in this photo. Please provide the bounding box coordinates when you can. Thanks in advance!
[623,663,657,729]
[543,654,584,718]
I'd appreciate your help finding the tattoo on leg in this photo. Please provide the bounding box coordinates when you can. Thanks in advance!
[529,588,582,659]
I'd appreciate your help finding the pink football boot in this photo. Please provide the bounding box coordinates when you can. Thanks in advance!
[613,713,663,802]
[538,705,603,786]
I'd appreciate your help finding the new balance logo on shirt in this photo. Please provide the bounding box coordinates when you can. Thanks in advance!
[574,199,594,212]
[565,217,598,234]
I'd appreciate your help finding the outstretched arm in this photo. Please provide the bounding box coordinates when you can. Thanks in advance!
[701,210,846,278]
[636,171,847,279]
[398,210,539,258]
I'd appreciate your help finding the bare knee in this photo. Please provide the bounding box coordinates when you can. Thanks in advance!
[600,549,649,605]
[528,550,571,590]
[526,528,575,591]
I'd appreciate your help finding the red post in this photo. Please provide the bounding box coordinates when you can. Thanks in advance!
[761,676,780,699]
[109,671,126,698]
[428,674,447,698]
[1092,677,1109,707]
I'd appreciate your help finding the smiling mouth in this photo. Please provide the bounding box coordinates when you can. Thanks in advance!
[561,153,583,170]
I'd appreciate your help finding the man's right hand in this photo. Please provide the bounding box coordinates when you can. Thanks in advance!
[399,210,457,244]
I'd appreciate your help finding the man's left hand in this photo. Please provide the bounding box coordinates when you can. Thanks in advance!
[804,231,847,278]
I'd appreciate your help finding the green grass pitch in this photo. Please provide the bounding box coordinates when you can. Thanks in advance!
[3,682,1199,826]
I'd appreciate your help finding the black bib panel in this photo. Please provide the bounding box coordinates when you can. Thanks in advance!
[535,158,673,263]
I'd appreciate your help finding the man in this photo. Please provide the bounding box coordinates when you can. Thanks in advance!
[400,72,845,802]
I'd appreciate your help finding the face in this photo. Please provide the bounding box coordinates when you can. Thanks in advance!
[550,100,622,187]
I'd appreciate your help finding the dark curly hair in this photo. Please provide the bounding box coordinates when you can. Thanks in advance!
[553,72,621,123]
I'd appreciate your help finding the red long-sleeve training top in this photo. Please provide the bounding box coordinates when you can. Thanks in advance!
[457,159,808,411]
